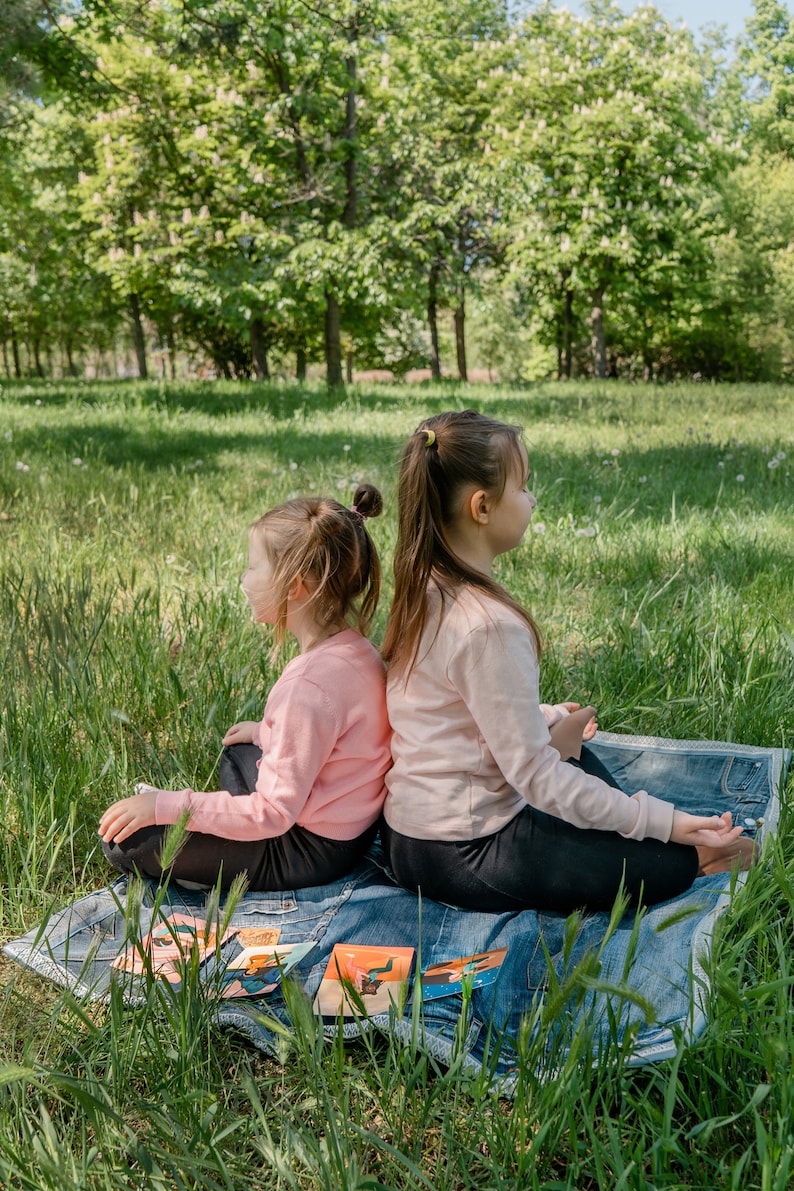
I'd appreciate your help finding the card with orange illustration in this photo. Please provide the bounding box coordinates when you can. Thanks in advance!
[313,944,414,1018]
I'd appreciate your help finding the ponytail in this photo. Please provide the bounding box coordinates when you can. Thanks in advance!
[382,410,541,674]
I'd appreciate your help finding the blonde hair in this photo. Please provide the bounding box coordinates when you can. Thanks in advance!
[252,483,383,646]
[382,410,541,675]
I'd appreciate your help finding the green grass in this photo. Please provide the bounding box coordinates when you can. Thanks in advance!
[1,376,793,1189]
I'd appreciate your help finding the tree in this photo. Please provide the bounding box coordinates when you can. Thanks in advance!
[372,0,511,379]
[493,1,724,378]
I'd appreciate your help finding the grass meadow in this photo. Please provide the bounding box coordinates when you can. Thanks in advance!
[1,377,793,1189]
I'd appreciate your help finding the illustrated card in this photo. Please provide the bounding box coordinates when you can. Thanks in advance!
[111,912,235,985]
[313,944,414,1018]
[419,947,508,1001]
[219,940,315,1000]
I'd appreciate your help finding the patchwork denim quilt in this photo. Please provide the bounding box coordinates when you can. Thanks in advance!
[4,733,790,1094]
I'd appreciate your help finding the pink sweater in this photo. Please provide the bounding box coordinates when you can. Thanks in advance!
[385,585,675,843]
[156,629,391,841]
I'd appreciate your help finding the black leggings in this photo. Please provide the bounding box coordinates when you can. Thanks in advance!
[102,744,376,891]
[381,748,699,914]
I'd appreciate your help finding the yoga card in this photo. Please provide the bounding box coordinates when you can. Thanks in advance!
[313,944,415,1018]
[420,947,508,1001]
[111,911,234,985]
[219,940,315,1000]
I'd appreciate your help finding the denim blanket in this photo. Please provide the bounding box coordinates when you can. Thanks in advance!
[4,733,790,1094]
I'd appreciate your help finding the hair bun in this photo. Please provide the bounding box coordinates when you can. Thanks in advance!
[351,482,383,520]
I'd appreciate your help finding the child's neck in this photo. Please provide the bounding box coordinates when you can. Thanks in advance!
[293,617,350,654]
[444,526,495,577]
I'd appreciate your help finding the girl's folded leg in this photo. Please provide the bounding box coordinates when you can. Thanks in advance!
[102,820,375,891]
[382,808,699,914]
[219,743,262,795]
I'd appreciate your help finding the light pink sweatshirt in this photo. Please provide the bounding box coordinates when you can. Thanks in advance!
[156,629,391,841]
[384,585,675,843]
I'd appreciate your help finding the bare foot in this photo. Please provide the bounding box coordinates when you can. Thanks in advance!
[696,836,758,876]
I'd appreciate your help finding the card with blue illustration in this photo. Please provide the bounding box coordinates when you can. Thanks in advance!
[419,947,508,1000]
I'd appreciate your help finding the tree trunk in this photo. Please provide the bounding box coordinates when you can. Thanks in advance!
[454,287,467,382]
[325,290,343,387]
[167,325,177,380]
[590,286,606,379]
[563,287,573,379]
[129,292,148,379]
[428,263,441,379]
[66,340,78,378]
[11,331,21,378]
[296,341,307,382]
[643,352,653,382]
[343,45,357,231]
[2,337,9,378]
[346,348,354,384]
[250,316,270,380]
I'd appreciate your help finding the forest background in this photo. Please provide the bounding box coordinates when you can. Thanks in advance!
[2,0,794,389]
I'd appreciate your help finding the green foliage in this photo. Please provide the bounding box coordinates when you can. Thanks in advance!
[3,2,794,380]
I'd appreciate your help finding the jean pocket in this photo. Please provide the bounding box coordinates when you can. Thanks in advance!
[720,756,767,801]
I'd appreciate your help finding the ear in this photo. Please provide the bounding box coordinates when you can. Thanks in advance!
[467,489,492,526]
[287,574,308,602]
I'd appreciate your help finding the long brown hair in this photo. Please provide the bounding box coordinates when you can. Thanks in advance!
[252,482,383,647]
[382,410,541,674]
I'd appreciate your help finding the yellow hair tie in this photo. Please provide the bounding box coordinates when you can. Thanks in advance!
[423,429,436,447]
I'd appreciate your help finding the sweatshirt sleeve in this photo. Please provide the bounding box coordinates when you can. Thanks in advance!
[155,674,340,840]
[540,702,569,728]
[446,617,674,843]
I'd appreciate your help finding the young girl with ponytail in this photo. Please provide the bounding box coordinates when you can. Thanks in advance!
[100,485,391,892]
[381,411,750,913]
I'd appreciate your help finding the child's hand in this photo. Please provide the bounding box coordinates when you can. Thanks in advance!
[222,720,259,746]
[98,784,160,845]
[549,705,598,760]
[670,809,744,849]
[559,701,598,741]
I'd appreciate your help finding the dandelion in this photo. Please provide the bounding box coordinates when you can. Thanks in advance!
[768,458,780,470]
[776,450,786,460]
[533,522,546,534]
[638,475,647,484]
[593,494,602,504]
[15,461,30,472]
[35,399,42,407]
[72,457,83,466]
[611,448,620,457]
[576,526,597,538]
[735,474,745,483]
[717,461,725,468]
[289,461,298,471]
[3,430,12,441]
[166,554,177,565]
[342,444,351,452]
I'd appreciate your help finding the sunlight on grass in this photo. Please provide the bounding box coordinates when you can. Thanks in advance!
[1,378,792,1189]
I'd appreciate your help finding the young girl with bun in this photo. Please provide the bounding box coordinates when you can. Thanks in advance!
[381,411,749,913]
[99,484,391,892]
